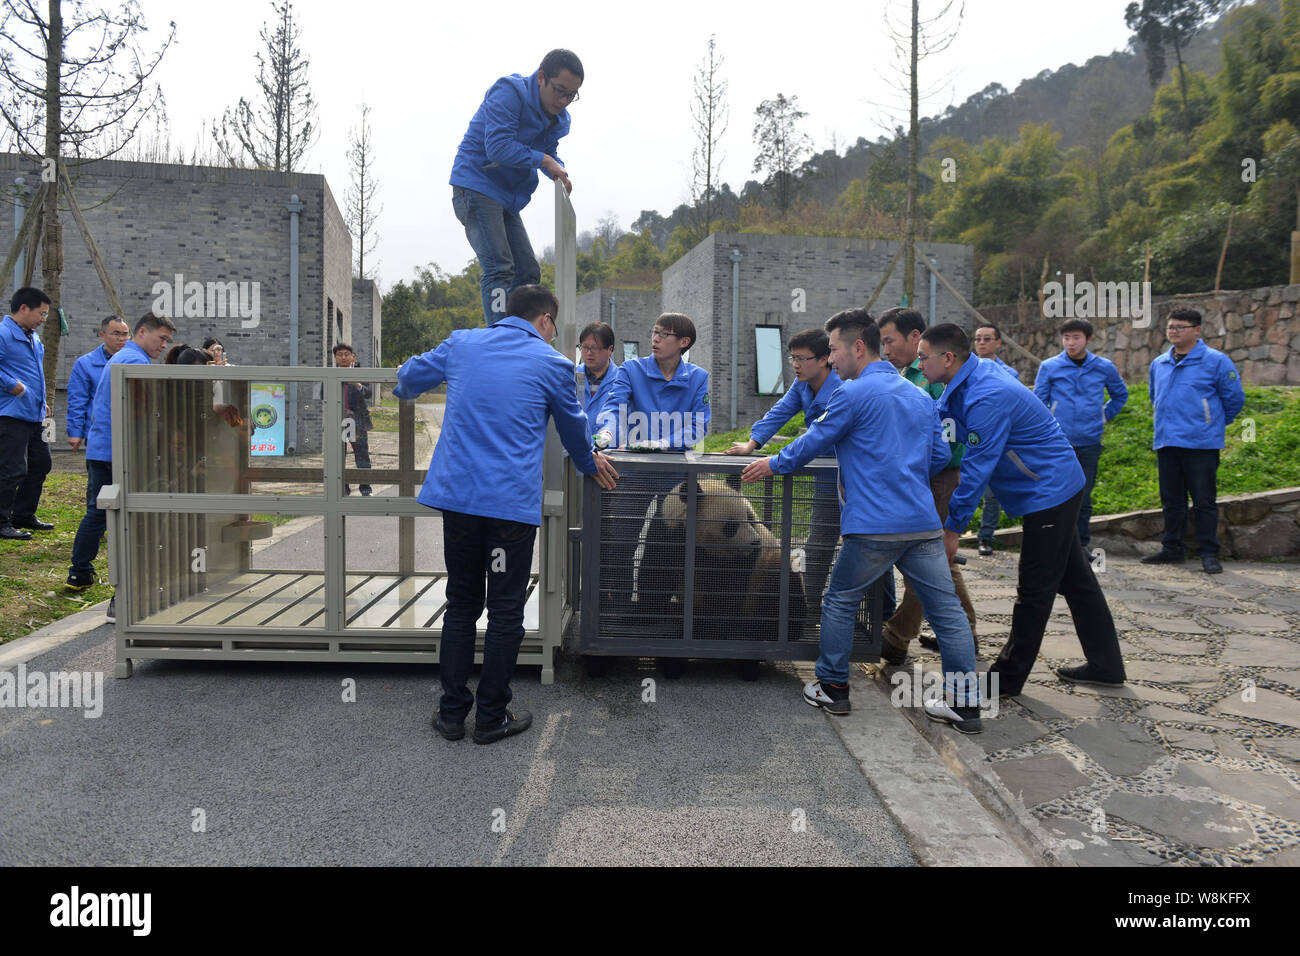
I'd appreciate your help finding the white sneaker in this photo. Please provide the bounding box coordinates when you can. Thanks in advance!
[803,679,850,715]
[923,698,983,734]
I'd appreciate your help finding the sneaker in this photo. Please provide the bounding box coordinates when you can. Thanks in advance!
[432,714,465,741]
[803,679,850,715]
[1201,554,1222,574]
[1140,549,1184,565]
[105,595,116,625]
[924,699,983,734]
[66,572,95,591]
[978,540,993,556]
[474,709,533,745]
[1056,663,1124,687]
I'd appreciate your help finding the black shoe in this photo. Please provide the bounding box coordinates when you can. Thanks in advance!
[803,679,850,715]
[924,699,983,734]
[360,487,372,496]
[105,595,116,625]
[1056,663,1124,687]
[66,572,95,590]
[1201,554,1222,574]
[11,517,53,531]
[918,635,939,651]
[343,486,352,496]
[0,525,32,541]
[978,540,993,556]
[1140,549,1184,565]
[880,639,908,666]
[474,709,533,744]
[433,714,465,741]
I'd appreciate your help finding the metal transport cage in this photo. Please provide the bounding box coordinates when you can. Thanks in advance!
[102,366,579,683]
[576,452,882,664]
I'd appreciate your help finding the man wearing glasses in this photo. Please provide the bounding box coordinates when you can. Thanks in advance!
[577,321,618,445]
[1142,308,1245,574]
[450,49,583,325]
[67,316,130,453]
[0,287,54,541]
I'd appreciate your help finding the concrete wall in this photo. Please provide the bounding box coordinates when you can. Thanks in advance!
[1,153,351,454]
[978,284,1300,385]
[351,277,382,402]
[662,233,974,430]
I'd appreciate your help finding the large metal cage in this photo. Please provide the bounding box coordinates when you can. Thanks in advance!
[101,365,579,683]
[576,453,882,662]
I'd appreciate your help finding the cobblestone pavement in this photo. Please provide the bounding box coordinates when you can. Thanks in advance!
[903,549,1300,866]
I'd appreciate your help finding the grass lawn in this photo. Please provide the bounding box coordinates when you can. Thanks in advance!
[367,390,440,433]
[701,385,1300,534]
[0,471,112,645]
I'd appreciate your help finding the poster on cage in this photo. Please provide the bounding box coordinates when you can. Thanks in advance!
[249,382,286,457]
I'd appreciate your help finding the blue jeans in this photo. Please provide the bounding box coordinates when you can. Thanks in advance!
[70,458,113,576]
[1073,444,1101,549]
[978,486,1000,543]
[819,535,980,707]
[451,186,540,324]
[439,510,537,728]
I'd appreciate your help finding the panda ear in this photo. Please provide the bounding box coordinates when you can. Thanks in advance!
[723,472,742,492]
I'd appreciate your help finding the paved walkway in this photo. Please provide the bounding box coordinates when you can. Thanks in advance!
[897,549,1300,866]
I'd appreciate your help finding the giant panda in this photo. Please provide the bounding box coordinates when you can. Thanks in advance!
[651,476,809,642]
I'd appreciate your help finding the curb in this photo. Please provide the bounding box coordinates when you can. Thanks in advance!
[0,600,110,668]
[873,670,1078,867]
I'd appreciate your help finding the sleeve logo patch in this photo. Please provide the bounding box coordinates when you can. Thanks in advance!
[967,431,981,446]
[1229,371,1237,380]
[702,393,711,405]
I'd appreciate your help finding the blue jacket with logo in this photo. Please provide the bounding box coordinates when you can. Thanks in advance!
[450,72,569,215]
[85,341,153,462]
[67,344,112,441]
[770,362,950,535]
[750,370,842,447]
[597,356,710,450]
[0,315,46,422]
[393,316,598,526]
[1033,350,1129,447]
[938,356,1085,531]
[578,360,619,443]
[1148,340,1245,451]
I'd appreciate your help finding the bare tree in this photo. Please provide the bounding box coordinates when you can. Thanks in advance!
[879,0,964,301]
[690,34,728,240]
[752,93,811,214]
[214,0,317,172]
[0,0,173,397]
[345,101,382,279]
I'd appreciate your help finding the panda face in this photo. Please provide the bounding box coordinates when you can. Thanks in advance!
[663,478,775,556]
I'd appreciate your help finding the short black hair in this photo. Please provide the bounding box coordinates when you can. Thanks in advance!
[332,342,355,355]
[10,286,51,314]
[788,327,830,359]
[1168,307,1202,327]
[825,308,880,355]
[540,49,584,81]
[164,344,212,365]
[876,307,925,337]
[202,336,224,351]
[99,315,125,332]
[976,322,1002,340]
[579,321,614,349]
[134,312,177,334]
[1059,318,1094,338]
[655,312,697,349]
[509,284,559,323]
[920,323,970,361]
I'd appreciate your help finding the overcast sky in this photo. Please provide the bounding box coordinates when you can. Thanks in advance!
[129,0,1142,291]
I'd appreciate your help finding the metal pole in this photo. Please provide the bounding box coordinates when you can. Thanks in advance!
[285,194,304,454]
[12,176,26,291]
[729,248,742,431]
[927,253,938,327]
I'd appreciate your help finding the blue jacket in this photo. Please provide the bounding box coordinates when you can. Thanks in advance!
[578,360,619,443]
[0,315,46,422]
[987,354,1020,380]
[938,356,1085,531]
[450,72,569,215]
[86,341,153,462]
[1149,340,1245,451]
[770,362,950,535]
[67,344,112,440]
[597,356,710,450]
[750,370,842,447]
[393,316,598,526]
[1033,350,1128,447]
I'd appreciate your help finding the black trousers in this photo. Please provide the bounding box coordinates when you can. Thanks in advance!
[1157,447,1220,557]
[0,416,51,527]
[991,488,1125,694]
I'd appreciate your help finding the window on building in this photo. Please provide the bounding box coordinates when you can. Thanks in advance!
[755,326,785,395]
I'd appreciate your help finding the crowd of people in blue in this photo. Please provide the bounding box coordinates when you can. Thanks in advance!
[0,48,1249,746]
